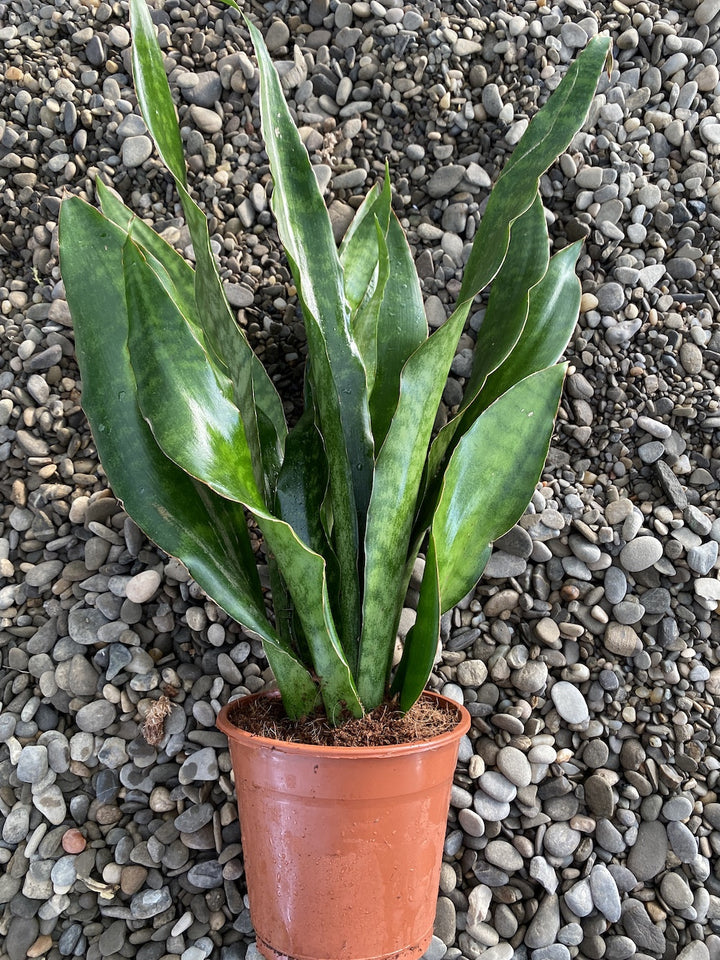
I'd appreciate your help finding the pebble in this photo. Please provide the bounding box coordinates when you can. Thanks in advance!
[626,820,668,881]
[619,537,663,572]
[550,681,589,724]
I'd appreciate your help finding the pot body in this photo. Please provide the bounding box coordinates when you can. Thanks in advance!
[217,691,470,960]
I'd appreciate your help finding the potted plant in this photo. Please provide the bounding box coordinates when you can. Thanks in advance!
[58,2,610,958]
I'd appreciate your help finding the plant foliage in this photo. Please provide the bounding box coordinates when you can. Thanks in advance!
[59,0,610,722]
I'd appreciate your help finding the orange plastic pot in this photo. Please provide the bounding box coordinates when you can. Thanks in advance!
[217,690,470,960]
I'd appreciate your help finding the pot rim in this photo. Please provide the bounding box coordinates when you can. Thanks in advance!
[216,689,471,759]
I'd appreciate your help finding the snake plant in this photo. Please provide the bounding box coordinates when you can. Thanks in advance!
[59,0,610,723]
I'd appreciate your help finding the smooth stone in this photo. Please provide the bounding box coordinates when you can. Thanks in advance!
[496,746,532,788]
[130,886,172,919]
[121,135,153,168]
[619,537,663,572]
[626,820,667,881]
[604,567,627,603]
[660,871,693,909]
[125,569,161,603]
[179,747,219,783]
[543,823,581,857]
[75,700,116,732]
[525,894,560,949]
[550,681,589,724]
[583,775,616,818]
[589,863,621,922]
[477,771,517,803]
[187,860,224,889]
[472,791,510,822]
[604,622,640,657]
[667,821,698,862]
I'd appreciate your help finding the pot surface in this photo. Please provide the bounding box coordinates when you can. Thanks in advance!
[217,691,470,960]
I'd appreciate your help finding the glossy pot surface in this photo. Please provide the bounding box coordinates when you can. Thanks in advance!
[217,691,470,960]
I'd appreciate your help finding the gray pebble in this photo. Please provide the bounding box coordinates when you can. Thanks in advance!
[626,820,667,881]
[550,681,589,724]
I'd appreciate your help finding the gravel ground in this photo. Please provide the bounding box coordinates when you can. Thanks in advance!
[2,0,720,959]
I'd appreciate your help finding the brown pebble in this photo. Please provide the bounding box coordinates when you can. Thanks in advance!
[61,828,87,854]
[121,865,148,895]
[27,936,53,958]
[560,584,580,601]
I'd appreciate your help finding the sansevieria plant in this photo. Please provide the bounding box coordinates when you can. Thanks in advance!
[59,0,610,724]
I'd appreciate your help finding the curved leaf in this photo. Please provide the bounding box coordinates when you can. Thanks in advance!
[357,307,468,709]
[123,241,363,719]
[433,364,567,611]
[129,0,286,498]
[471,240,582,414]
[457,36,611,308]
[426,193,549,487]
[247,17,374,657]
[339,173,391,315]
[58,197,318,719]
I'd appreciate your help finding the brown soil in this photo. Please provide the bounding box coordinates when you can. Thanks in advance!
[226,694,459,747]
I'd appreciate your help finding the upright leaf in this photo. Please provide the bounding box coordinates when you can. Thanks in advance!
[128,0,286,497]
[123,240,363,719]
[247,18,374,658]
[393,537,442,712]
[339,173,391,316]
[59,198,318,719]
[357,307,469,709]
[433,365,567,611]
[426,194,549,486]
[370,211,428,447]
[457,36,610,308]
[469,240,582,415]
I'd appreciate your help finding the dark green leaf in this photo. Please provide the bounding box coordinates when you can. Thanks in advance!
[123,238,363,718]
[357,308,468,709]
[471,240,582,414]
[395,538,441,712]
[457,36,611,309]
[370,211,428,448]
[433,364,567,611]
[59,197,318,719]
[248,17,374,657]
[129,0,286,497]
[426,194,549,486]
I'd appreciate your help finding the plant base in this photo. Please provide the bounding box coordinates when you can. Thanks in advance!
[217,690,470,960]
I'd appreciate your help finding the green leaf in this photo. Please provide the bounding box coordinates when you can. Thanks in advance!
[370,211,428,448]
[123,239,363,720]
[339,172,391,316]
[274,406,329,556]
[433,364,567,612]
[127,0,186,186]
[469,240,582,417]
[58,197,318,719]
[394,537,442,712]
[357,307,469,709]
[128,0,286,498]
[426,194,549,487]
[351,217,390,393]
[248,17,374,658]
[96,177,203,345]
[461,193,549,410]
[457,36,611,309]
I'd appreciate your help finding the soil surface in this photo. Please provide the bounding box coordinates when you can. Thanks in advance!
[227,694,459,747]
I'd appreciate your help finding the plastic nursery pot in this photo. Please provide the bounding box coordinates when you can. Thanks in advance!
[216,690,471,960]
